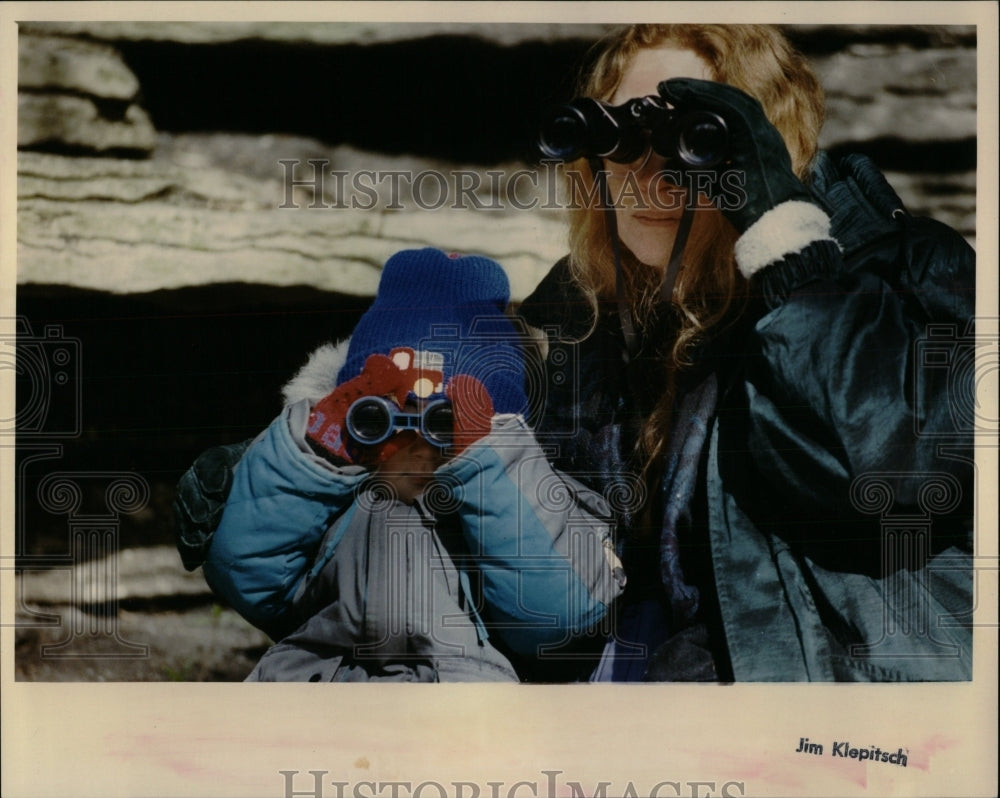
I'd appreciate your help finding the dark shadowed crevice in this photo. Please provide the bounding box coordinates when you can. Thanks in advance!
[826,137,976,173]
[110,32,976,171]
[116,36,596,164]
[16,282,371,556]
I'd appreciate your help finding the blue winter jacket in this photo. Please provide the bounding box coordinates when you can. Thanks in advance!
[203,395,626,680]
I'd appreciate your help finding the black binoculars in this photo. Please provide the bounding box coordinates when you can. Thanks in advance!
[537,92,728,168]
[346,396,454,449]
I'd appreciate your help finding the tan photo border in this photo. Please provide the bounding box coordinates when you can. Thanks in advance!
[1,2,997,797]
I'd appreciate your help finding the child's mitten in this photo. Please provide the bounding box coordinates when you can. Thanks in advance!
[306,353,408,463]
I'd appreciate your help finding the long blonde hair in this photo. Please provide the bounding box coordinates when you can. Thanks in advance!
[564,24,825,470]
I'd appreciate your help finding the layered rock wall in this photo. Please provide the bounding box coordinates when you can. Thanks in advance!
[17,22,977,300]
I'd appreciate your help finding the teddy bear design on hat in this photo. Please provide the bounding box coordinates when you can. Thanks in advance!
[305,248,529,463]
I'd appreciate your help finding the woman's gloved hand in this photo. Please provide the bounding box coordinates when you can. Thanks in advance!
[658,77,816,234]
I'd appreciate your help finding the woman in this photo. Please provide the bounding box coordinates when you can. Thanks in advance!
[518,24,975,681]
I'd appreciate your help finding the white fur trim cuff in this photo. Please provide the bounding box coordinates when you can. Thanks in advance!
[734,201,835,279]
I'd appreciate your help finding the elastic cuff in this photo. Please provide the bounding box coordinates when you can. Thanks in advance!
[754,239,845,310]
[735,200,836,279]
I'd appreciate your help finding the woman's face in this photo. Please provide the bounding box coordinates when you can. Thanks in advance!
[606,45,718,270]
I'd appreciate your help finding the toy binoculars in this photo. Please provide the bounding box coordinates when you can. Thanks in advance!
[346,396,454,448]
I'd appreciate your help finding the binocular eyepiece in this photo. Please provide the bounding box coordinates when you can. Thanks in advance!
[537,93,728,168]
[346,396,454,449]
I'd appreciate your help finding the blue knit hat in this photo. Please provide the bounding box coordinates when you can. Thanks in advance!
[336,248,528,415]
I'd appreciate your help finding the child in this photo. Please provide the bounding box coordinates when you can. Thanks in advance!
[198,248,626,681]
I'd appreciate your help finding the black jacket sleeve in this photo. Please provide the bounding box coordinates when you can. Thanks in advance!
[736,155,975,539]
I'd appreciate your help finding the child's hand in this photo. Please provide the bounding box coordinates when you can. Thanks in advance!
[305,353,409,463]
[307,353,497,466]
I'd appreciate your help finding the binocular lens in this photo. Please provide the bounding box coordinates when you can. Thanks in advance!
[540,116,583,161]
[537,104,594,162]
[422,403,454,445]
[348,398,395,445]
[675,112,728,168]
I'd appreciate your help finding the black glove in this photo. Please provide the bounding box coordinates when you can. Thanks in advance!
[172,440,252,570]
[658,77,815,233]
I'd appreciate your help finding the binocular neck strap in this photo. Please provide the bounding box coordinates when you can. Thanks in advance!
[660,202,694,306]
[592,160,694,362]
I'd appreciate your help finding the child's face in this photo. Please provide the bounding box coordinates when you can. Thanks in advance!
[353,397,448,504]
[372,430,446,504]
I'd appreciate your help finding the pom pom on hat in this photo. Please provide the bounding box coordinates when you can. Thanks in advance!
[337,248,528,415]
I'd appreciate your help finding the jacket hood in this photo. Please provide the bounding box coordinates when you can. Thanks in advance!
[281,339,350,407]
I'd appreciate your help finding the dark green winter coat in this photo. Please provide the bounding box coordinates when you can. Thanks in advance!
[518,152,975,681]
